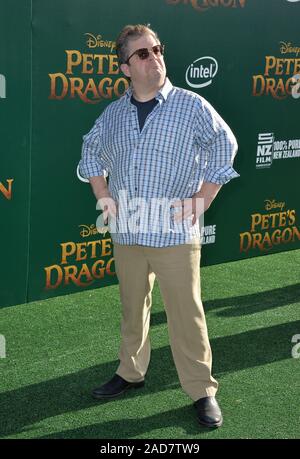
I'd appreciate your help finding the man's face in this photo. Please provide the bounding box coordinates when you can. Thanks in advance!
[121,33,166,88]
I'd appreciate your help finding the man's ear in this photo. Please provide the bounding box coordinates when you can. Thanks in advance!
[120,63,131,78]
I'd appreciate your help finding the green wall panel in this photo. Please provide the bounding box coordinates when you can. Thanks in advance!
[0,0,31,306]
[0,0,299,306]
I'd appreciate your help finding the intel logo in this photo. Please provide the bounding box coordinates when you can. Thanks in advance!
[185,57,218,89]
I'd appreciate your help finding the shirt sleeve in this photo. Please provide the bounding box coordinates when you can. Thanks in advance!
[78,115,107,180]
[194,97,240,185]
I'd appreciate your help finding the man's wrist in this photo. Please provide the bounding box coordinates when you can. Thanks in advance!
[194,182,222,210]
[193,191,213,212]
[88,176,111,201]
[95,188,111,201]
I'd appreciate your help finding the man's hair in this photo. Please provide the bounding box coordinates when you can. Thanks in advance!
[116,24,160,64]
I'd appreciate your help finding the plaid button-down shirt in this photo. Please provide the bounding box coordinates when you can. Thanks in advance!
[79,78,239,247]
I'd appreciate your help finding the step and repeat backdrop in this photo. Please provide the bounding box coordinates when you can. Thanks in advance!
[0,0,299,307]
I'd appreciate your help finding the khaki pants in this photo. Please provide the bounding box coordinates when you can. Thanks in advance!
[113,239,218,401]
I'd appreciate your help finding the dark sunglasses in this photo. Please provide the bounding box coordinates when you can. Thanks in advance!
[125,44,164,65]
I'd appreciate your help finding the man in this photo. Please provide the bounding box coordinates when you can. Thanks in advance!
[78,24,239,428]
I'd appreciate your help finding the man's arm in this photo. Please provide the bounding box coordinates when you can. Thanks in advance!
[194,181,222,213]
[78,111,118,221]
[89,176,117,222]
[173,182,222,225]
[89,176,111,200]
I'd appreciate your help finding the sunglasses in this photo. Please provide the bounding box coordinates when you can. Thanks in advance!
[125,44,164,65]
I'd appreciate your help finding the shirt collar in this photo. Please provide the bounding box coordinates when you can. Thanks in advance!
[124,77,173,103]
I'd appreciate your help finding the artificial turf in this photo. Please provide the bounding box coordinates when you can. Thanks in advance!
[0,249,299,439]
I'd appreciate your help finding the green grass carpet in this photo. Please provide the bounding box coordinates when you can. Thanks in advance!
[0,249,299,439]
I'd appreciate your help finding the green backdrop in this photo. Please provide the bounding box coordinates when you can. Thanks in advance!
[1,0,299,307]
[0,0,31,306]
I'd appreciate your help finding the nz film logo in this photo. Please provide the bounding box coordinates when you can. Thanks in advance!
[256,133,274,169]
[0,74,6,98]
[256,133,300,168]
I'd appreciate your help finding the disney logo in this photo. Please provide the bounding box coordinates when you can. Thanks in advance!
[85,33,116,52]
[280,41,300,57]
[264,199,286,211]
[79,224,109,237]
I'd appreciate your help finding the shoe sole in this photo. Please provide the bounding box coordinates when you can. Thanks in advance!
[197,416,223,428]
[92,381,145,399]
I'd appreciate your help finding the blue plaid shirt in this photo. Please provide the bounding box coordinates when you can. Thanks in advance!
[79,78,239,247]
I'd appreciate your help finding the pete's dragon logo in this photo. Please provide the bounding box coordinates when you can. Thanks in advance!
[166,0,246,12]
[239,199,300,253]
[252,42,300,99]
[0,179,14,200]
[49,33,128,103]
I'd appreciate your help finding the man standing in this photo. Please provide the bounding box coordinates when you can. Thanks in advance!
[78,24,239,428]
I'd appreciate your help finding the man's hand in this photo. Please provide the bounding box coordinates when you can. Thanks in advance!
[173,182,222,225]
[88,176,118,225]
[97,196,118,225]
[172,195,204,226]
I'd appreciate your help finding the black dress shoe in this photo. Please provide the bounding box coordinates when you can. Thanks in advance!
[194,396,223,428]
[92,374,145,399]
